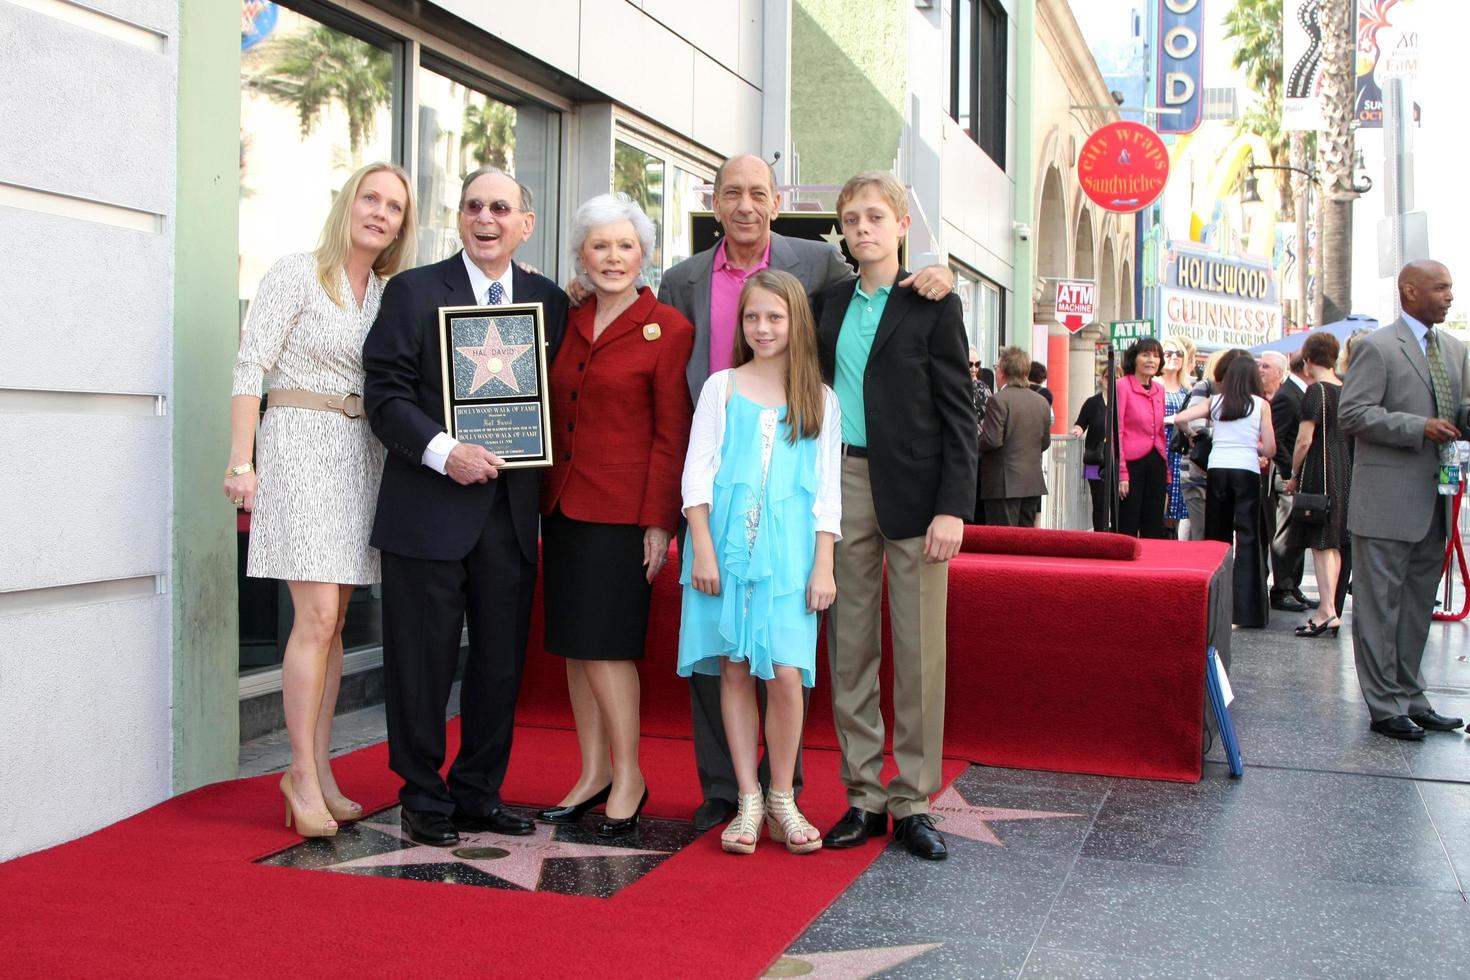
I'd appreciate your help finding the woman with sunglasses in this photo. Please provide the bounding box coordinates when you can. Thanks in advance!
[1161,335,1197,536]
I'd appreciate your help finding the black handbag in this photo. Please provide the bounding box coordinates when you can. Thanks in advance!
[1169,426,1192,457]
[1290,384,1331,526]
[1187,429,1213,468]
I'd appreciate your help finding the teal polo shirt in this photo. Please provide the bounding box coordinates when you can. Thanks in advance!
[834,280,892,447]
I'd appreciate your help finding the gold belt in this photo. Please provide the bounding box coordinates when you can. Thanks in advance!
[267,389,364,418]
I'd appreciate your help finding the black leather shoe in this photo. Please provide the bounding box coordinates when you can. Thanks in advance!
[1369,715,1427,741]
[692,797,737,832]
[452,805,535,836]
[401,809,459,846]
[1291,588,1315,609]
[823,807,888,849]
[1409,710,1464,732]
[1269,593,1309,612]
[597,788,649,838]
[536,784,611,825]
[893,814,948,860]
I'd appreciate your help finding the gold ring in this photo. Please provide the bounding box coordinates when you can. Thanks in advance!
[233,497,245,506]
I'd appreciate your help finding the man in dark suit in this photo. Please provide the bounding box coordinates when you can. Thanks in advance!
[657,154,958,832]
[1269,351,1312,612]
[363,167,568,844]
[1340,260,1467,740]
[979,347,1052,526]
[813,171,976,861]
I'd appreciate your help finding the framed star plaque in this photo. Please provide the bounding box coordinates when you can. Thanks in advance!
[437,302,553,469]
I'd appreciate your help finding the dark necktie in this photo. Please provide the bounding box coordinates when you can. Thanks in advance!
[488,281,504,306]
[1426,327,1453,421]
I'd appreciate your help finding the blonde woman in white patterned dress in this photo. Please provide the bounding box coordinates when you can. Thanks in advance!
[224,163,416,837]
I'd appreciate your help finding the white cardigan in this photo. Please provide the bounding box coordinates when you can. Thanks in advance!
[680,369,843,538]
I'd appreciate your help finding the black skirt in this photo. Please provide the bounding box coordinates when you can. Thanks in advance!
[541,509,652,661]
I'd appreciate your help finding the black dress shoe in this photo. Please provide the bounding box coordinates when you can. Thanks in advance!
[1409,710,1465,732]
[401,809,459,846]
[823,807,888,849]
[692,797,737,832]
[893,813,948,860]
[597,787,649,837]
[1270,593,1310,612]
[1291,588,1315,609]
[452,805,535,836]
[1369,715,1427,741]
[536,784,611,825]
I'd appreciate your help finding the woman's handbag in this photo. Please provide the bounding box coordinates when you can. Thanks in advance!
[1289,384,1331,526]
[1168,426,1192,457]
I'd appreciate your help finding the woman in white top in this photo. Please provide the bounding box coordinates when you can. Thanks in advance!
[224,163,417,837]
[1168,354,1277,627]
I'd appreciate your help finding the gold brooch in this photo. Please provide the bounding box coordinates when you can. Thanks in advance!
[642,323,662,341]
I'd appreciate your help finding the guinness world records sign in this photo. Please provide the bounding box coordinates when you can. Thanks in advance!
[1157,246,1283,351]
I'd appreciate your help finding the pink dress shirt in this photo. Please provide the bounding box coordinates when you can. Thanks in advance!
[706,239,772,373]
[1114,374,1168,483]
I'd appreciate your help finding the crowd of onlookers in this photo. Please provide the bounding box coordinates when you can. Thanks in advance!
[968,330,1373,631]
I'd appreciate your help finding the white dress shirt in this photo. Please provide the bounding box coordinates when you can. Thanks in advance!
[680,369,844,538]
[421,253,517,474]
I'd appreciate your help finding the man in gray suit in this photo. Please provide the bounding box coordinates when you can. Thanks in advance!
[1340,260,1468,740]
[978,346,1051,526]
[659,153,957,829]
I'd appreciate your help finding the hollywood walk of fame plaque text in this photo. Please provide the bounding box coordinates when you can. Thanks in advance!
[438,302,553,468]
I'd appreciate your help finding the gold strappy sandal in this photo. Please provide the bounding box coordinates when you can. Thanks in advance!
[765,788,822,854]
[720,792,765,855]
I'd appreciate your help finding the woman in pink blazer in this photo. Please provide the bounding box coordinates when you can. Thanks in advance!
[1114,338,1169,538]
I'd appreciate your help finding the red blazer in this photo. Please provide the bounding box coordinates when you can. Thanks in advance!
[541,287,695,532]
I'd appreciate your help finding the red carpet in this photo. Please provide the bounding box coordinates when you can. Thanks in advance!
[0,721,964,979]
[521,534,1229,782]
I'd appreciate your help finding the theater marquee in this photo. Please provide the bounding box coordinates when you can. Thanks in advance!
[1157,248,1283,349]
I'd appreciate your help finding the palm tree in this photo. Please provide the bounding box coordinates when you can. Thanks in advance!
[248,26,392,161]
[1225,0,1292,218]
[1316,0,1361,324]
[461,100,516,172]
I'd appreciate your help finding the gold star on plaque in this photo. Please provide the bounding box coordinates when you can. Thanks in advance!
[820,224,844,248]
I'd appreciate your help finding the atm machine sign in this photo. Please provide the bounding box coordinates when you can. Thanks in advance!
[1054,281,1097,334]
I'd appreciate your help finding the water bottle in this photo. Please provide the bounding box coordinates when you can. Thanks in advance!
[1438,440,1462,495]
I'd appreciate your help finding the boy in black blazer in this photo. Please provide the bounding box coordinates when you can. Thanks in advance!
[812,171,977,860]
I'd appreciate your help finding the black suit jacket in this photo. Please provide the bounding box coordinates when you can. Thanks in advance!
[1271,379,1304,474]
[363,253,568,563]
[813,271,978,538]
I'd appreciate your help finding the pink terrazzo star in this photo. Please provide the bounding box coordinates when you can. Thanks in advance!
[928,785,1083,846]
[457,320,533,394]
[328,815,668,890]
[763,944,941,978]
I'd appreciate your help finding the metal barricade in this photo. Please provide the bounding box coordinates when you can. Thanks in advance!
[1040,434,1091,530]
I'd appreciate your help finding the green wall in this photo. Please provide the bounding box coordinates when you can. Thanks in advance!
[790,1,907,183]
[172,0,242,792]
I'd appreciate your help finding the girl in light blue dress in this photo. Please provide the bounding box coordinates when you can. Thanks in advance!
[678,269,842,856]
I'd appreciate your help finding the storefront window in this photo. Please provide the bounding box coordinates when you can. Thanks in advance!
[614,139,666,288]
[416,60,561,275]
[951,263,1003,371]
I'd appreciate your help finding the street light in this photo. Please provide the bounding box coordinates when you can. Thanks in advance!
[1248,162,1320,332]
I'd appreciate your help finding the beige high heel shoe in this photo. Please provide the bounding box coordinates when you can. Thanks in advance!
[322,794,363,825]
[765,788,822,854]
[720,792,765,855]
[280,773,338,838]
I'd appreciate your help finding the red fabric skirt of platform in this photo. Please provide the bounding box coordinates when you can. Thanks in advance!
[518,530,1230,784]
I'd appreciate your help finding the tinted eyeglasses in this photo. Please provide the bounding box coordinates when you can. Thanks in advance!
[969,360,981,368]
[1162,350,1184,359]
[461,199,524,218]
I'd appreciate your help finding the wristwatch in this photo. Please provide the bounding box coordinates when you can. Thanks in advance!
[226,462,254,477]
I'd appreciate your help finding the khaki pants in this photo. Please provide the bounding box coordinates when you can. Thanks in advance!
[827,457,948,819]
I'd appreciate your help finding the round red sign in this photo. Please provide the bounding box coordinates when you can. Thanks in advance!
[1077,121,1170,213]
